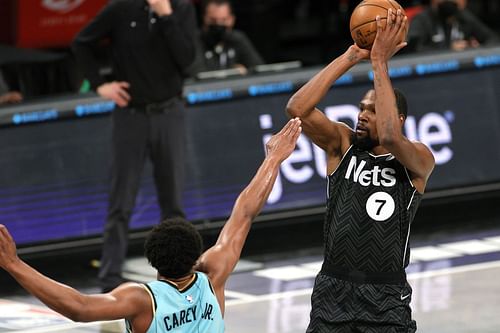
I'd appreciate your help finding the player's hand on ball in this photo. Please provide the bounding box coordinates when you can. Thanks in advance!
[347,44,371,62]
[371,8,408,62]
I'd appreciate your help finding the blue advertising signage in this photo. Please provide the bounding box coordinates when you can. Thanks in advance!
[1,64,500,246]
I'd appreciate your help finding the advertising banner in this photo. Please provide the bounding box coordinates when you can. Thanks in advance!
[1,67,500,246]
[16,0,107,48]
[185,68,500,213]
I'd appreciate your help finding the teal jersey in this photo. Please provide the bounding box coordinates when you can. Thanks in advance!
[138,272,224,333]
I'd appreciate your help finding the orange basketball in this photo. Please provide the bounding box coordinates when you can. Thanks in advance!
[349,0,407,50]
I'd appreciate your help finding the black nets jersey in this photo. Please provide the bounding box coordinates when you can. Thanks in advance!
[323,145,422,274]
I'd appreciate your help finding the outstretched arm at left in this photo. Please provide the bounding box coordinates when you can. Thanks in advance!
[0,225,149,323]
[195,118,302,313]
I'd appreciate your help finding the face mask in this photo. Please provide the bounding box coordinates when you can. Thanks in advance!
[203,24,228,48]
[437,0,459,20]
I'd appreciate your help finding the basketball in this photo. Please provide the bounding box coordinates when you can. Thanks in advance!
[349,0,407,50]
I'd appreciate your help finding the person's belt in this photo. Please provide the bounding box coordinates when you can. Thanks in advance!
[320,264,406,284]
[128,96,180,114]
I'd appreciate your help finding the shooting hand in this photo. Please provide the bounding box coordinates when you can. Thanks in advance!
[371,8,408,62]
[0,225,20,271]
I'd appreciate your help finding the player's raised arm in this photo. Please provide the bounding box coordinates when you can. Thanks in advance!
[195,118,301,312]
[0,225,150,324]
[370,9,434,192]
[286,45,368,154]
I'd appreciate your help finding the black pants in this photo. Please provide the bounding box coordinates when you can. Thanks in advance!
[99,97,186,289]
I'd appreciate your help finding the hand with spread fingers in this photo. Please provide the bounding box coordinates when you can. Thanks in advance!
[265,118,302,162]
[371,8,408,62]
[0,225,20,271]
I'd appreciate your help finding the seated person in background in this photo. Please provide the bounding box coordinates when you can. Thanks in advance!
[0,70,22,105]
[189,0,264,75]
[407,0,499,52]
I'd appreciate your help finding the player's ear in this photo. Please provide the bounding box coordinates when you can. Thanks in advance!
[399,114,405,126]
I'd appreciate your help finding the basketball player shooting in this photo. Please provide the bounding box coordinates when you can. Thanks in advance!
[287,8,435,333]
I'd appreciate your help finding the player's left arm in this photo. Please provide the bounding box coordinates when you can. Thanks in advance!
[0,224,150,323]
[370,9,435,193]
[194,119,301,303]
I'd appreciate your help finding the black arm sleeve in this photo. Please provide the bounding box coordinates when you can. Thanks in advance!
[157,0,197,71]
[71,3,117,90]
[183,35,209,77]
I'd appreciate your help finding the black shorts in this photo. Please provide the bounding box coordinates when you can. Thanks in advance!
[306,273,416,333]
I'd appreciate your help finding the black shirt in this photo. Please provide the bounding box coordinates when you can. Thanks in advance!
[72,0,197,106]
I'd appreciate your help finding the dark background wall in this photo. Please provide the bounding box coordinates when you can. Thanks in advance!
[1,0,500,101]
[0,1,499,257]
[1,48,500,250]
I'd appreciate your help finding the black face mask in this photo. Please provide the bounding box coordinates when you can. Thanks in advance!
[437,0,459,20]
[203,24,228,48]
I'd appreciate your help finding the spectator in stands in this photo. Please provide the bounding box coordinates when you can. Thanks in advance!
[0,70,22,105]
[189,0,264,75]
[407,0,499,52]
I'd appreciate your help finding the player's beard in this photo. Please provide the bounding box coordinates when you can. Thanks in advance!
[351,131,378,151]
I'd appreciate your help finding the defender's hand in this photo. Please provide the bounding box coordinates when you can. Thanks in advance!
[0,225,20,271]
[265,118,302,162]
[97,81,131,108]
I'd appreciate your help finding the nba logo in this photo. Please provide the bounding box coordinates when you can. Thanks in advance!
[186,295,194,303]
